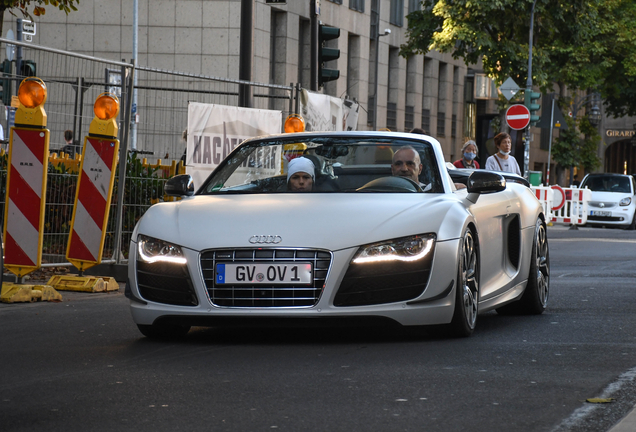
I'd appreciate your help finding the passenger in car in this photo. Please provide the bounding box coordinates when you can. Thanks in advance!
[287,157,315,192]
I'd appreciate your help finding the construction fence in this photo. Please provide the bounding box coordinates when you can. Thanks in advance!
[0,38,298,267]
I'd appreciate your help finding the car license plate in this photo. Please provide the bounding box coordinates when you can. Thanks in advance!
[216,263,313,284]
[590,210,611,217]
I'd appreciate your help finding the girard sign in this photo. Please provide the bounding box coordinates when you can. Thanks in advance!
[605,129,635,138]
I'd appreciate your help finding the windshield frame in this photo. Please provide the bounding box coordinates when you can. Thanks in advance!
[197,133,448,195]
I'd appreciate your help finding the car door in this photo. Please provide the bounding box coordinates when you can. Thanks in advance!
[468,189,519,301]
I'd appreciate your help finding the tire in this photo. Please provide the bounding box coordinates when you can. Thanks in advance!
[497,218,549,315]
[449,227,479,337]
[137,322,191,340]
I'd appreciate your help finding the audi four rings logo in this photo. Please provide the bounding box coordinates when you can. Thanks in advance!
[249,235,282,244]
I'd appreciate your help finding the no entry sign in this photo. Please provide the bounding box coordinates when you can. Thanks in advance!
[506,104,531,130]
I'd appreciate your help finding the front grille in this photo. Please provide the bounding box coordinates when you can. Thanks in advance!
[136,260,198,306]
[201,249,331,308]
[588,215,624,222]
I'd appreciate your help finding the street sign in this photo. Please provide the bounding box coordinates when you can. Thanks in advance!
[506,104,531,130]
[535,98,568,130]
[22,20,36,35]
[499,77,521,101]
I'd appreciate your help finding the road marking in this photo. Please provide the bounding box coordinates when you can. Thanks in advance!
[552,366,636,432]
[550,238,636,244]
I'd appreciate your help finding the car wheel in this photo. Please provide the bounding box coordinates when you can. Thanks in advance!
[497,218,549,315]
[137,323,191,340]
[449,227,479,337]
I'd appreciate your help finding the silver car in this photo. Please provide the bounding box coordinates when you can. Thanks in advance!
[126,132,550,339]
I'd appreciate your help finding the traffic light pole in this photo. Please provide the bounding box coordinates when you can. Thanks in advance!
[238,0,254,108]
[523,0,538,178]
[310,0,319,91]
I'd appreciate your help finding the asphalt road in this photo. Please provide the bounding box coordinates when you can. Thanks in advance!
[0,224,635,432]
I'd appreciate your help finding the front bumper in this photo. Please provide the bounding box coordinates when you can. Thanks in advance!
[127,238,460,328]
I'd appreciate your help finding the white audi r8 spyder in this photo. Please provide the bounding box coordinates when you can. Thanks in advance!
[126,132,550,339]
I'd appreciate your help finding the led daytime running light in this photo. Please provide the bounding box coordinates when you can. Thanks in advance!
[138,237,187,264]
[353,237,434,264]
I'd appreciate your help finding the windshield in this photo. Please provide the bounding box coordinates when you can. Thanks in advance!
[198,136,444,195]
[581,175,632,193]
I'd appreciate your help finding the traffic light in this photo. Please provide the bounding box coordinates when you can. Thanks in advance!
[524,90,541,125]
[20,60,36,78]
[1,59,11,106]
[318,24,340,87]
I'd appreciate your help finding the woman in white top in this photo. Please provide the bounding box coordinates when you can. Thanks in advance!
[485,132,521,176]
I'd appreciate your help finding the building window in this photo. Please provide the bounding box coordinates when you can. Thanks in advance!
[387,102,397,130]
[422,109,430,133]
[390,0,404,26]
[437,112,445,137]
[329,0,343,4]
[408,0,420,13]
[540,94,553,150]
[451,114,457,138]
[368,94,375,126]
[350,0,365,12]
[405,105,414,131]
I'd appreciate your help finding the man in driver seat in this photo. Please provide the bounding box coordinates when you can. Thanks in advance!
[391,146,432,192]
[391,146,465,191]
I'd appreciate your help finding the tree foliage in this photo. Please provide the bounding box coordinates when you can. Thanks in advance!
[401,0,636,116]
[0,1,79,38]
[551,113,601,173]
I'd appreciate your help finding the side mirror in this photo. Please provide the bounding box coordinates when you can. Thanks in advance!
[466,171,506,200]
[165,174,195,197]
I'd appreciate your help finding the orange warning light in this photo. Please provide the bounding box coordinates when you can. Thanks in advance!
[94,93,120,120]
[18,78,47,108]
[284,114,305,133]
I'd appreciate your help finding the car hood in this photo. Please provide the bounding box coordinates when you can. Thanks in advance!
[588,190,633,202]
[136,193,462,251]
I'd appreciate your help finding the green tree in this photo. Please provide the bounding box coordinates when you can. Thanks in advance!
[400,0,636,116]
[551,112,601,176]
[401,0,632,182]
[0,1,79,38]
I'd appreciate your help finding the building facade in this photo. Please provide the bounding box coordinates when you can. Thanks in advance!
[3,0,633,177]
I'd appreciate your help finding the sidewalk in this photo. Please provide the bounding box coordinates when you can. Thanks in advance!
[608,406,636,432]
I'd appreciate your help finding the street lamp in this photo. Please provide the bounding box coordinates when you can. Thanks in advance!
[569,91,602,186]
[372,27,390,131]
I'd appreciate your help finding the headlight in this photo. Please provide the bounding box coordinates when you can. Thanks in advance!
[352,234,435,264]
[137,235,187,264]
[619,197,632,206]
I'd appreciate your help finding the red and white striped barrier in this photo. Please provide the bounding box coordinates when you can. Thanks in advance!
[3,128,49,276]
[531,186,555,222]
[66,137,120,271]
[531,185,591,225]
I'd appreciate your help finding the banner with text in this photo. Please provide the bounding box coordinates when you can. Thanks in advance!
[186,103,282,188]
[300,89,359,132]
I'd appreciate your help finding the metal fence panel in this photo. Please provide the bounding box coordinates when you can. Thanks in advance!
[0,38,296,268]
